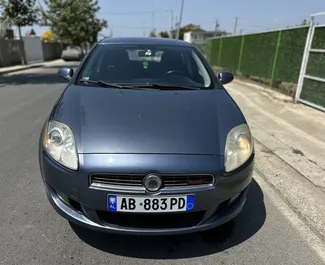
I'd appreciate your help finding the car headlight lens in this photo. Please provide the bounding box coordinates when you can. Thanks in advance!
[43,120,78,170]
[224,124,253,172]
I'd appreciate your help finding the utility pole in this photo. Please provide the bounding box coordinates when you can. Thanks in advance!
[214,18,219,36]
[143,21,146,37]
[151,0,155,35]
[174,16,178,38]
[233,17,238,35]
[170,9,174,39]
[176,0,184,40]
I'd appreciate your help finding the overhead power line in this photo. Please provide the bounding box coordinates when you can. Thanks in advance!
[107,10,169,16]
[111,25,167,30]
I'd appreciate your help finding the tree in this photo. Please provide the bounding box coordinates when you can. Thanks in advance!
[176,28,186,40]
[40,0,107,48]
[42,29,56,42]
[25,28,37,37]
[0,0,39,40]
[292,18,310,27]
[149,30,156,37]
[158,31,169,38]
[301,19,308,26]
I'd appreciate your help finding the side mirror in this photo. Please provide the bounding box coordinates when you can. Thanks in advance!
[217,72,234,85]
[58,67,74,81]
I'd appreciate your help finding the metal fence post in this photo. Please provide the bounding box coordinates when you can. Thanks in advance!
[270,30,282,88]
[218,38,223,66]
[237,35,245,73]
[295,18,315,102]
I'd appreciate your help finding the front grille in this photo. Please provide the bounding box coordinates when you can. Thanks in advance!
[90,173,214,188]
[163,175,213,187]
[91,174,143,187]
[97,211,205,228]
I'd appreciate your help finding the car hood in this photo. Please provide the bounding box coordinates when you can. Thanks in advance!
[51,85,246,155]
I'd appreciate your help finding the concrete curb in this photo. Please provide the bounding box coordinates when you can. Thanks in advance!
[0,59,64,76]
[0,65,42,75]
[213,66,295,103]
[254,139,325,242]
[232,79,294,103]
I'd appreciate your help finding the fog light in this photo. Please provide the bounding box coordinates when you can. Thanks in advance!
[229,193,240,204]
[57,191,70,205]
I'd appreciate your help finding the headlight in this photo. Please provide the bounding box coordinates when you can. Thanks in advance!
[43,120,78,170]
[224,124,253,172]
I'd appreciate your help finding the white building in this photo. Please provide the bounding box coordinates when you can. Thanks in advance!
[184,31,228,44]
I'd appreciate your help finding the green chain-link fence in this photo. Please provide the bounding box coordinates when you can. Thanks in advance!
[205,26,310,97]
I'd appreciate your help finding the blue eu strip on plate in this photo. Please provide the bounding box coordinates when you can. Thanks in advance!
[186,195,195,211]
[108,195,117,212]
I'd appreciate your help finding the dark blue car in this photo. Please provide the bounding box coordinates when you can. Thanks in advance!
[39,37,254,235]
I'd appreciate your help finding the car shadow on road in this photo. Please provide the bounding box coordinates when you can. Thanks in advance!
[70,178,266,259]
[0,63,79,87]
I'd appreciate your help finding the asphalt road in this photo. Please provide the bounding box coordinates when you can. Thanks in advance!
[0,65,324,265]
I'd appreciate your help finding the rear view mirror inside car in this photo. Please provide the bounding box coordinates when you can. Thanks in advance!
[138,49,155,57]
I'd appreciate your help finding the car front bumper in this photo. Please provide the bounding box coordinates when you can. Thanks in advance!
[39,150,254,236]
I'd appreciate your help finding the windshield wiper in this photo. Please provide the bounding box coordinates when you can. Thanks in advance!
[79,79,125,89]
[128,83,200,90]
[79,80,199,90]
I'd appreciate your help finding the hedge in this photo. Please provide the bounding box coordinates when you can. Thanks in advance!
[205,26,310,97]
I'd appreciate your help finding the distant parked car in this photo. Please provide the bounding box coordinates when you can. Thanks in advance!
[61,46,84,61]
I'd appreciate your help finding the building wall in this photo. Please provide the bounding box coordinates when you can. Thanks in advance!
[183,32,192,43]
[0,39,66,67]
[0,39,24,67]
[183,31,215,44]
[22,37,44,63]
[192,33,204,44]
[42,43,64,61]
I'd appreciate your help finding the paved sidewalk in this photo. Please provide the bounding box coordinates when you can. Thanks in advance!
[226,80,325,241]
[0,59,66,75]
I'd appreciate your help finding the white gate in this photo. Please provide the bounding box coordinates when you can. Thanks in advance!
[295,12,325,111]
[22,36,44,63]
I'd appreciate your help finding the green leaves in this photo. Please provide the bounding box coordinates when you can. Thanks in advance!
[0,0,39,27]
[149,31,156,37]
[159,31,170,38]
[40,0,108,46]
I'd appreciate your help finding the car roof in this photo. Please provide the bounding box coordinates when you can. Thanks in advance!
[98,37,194,47]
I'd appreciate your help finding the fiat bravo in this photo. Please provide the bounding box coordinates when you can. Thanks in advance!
[39,37,254,235]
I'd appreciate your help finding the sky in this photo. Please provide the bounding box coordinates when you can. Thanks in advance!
[16,0,325,38]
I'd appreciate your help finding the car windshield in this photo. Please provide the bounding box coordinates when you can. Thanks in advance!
[77,44,216,89]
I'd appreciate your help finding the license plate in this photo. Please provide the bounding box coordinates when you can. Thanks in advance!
[107,195,195,213]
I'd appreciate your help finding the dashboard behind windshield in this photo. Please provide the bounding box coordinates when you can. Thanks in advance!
[77,43,218,89]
